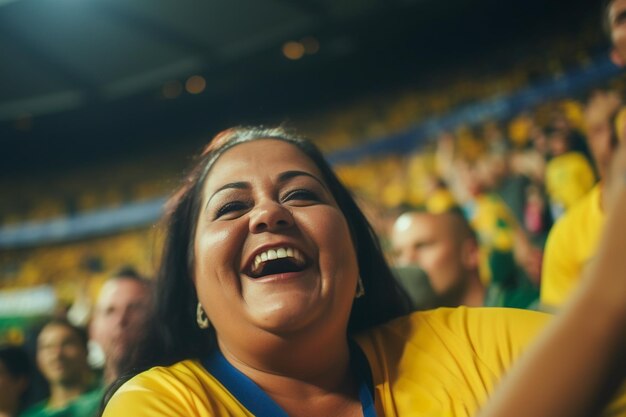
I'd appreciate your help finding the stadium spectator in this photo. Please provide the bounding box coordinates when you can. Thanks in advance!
[436,129,543,293]
[540,91,623,309]
[21,320,100,417]
[89,268,152,385]
[390,208,485,307]
[540,0,626,309]
[460,161,541,307]
[0,345,31,417]
[479,110,626,417]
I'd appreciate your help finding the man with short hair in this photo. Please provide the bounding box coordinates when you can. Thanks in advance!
[390,209,485,307]
[89,268,152,384]
[21,320,100,417]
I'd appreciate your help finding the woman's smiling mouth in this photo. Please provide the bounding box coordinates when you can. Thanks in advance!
[246,247,308,278]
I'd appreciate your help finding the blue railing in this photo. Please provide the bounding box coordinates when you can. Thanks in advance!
[0,198,166,249]
[328,54,622,164]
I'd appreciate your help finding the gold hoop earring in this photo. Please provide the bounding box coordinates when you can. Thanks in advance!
[196,302,210,329]
[355,276,365,299]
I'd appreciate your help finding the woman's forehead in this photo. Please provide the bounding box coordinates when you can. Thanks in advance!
[205,138,323,186]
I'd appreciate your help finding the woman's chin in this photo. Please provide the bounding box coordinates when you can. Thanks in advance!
[244,294,325,335]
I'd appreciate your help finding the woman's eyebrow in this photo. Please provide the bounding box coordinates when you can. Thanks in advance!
[205,181,249,210]
[277,170,328,191]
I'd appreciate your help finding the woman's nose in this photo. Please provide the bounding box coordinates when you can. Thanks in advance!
[249,200,294,233]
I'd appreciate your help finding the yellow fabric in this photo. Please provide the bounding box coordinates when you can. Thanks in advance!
[540,185,604,308]
[466,194,518,284]
[508,115,533,148]
[456,136,484,162]
[356,307,547,417]
[545,152,595,212]
[102,307,617,417]
[104,358,255,417]
[468,194,517,252]
[561,100,585,132]
[425,189,457,214]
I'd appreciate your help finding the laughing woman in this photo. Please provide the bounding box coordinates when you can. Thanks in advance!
[103,127,626,417]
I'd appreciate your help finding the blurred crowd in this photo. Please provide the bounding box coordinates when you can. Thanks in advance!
[0,268,152,417]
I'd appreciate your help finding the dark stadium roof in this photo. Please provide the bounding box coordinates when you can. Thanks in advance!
[0,0,455,122]
[0,0,597,174]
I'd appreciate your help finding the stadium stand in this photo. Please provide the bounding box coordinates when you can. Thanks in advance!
[0,8,622,310]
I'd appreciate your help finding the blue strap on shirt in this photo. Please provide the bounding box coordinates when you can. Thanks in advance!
[201,340,376,417]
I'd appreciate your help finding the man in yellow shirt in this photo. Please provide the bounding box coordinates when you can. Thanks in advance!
[541,23,626,311]
[540,184,604,307]
[541,0,626,309]
[541,93,624,307]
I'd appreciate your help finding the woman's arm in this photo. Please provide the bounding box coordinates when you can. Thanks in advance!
[480,142,626,417]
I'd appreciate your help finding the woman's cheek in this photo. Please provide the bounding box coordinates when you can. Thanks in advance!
[194,226,241,281]
[306,207,357,267]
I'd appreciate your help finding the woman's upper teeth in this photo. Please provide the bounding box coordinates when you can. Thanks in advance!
[252,247,304,273]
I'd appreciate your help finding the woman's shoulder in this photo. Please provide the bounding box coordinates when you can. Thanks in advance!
[357,307,550,359]
[115,359,207,393]
[103,359,212,417]
[104,358,256,417]
[375,306,548,331]
[354,307,553,415]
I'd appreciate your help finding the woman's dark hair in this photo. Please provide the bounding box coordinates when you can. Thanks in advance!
[105,126,411,404]
[0,345,31,411]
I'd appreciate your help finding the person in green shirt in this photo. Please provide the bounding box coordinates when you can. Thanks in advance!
[390,208,486,308]
[390,207,538,309]
[20,320,101,417]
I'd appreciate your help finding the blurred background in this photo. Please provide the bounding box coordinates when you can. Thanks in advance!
[0,0,620,343]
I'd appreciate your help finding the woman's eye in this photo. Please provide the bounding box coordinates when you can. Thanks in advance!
[215,201,248,219]
[282,189,319,203]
